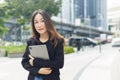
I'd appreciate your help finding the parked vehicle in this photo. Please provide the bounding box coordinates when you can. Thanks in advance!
[83,37,98,47]
[111,38,120,47]
[69,37,98,47]
[100,34,107,44]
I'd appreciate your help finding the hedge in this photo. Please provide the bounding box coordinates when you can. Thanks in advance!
[0,45,74,56]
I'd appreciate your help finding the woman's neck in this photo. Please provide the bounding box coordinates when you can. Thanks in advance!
[39,32,49,43]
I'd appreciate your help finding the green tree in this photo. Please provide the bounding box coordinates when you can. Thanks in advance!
[5,0,61,19]
[4,0,61,41]
[0,3,9,39]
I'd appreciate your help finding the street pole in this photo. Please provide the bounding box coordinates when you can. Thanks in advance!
[99,43,101,53]
[60,1,63,35]
[87,17,91,38]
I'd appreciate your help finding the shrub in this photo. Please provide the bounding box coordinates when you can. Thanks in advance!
[0,45,26,56]
[0,45,75,56]
[64,46,74,54]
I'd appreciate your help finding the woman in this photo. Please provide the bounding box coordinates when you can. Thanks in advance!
[21,9,65,80]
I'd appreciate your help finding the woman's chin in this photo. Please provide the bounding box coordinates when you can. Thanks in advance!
[38,31,46,34]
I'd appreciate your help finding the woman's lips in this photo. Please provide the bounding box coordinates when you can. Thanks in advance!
[38,28,44,31]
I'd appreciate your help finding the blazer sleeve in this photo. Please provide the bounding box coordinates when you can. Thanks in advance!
[21,40,39,75]
[33,39,64,69]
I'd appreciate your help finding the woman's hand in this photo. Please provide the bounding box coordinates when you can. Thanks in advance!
[38,68,52,75]
[29,55,52,74]
[29,55,34,66]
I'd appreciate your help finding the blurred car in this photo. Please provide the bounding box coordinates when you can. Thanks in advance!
[94,36,107,44]
[111,38,120,47]
[69,37,98,47]
[84,37,98,47]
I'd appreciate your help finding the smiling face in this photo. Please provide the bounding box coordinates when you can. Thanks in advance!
[34,13,47,35]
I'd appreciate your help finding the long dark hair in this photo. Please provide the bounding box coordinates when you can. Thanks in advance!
[31,9,65,46]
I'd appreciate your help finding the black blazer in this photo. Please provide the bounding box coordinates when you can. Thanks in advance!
[21,37,64,80]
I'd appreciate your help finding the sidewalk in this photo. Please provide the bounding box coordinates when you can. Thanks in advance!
[0,44,119,80]
[0,57,28,80]
[65,44,119,80]
[60,46,102,80]
[111,51,120,80]
[0,46,101,80]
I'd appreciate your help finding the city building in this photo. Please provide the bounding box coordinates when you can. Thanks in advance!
[86,0,107,30]
[108,6,120,37]
[61,0,75,24]
[61,0,107,31]
[74,0,86,23]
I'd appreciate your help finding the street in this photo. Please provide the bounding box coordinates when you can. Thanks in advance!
[0,43,119,80]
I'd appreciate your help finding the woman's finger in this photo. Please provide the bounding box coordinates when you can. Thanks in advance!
[29,55,34,59]
[45,68,51,70]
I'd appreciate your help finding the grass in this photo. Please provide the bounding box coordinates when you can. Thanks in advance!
[0,44,74,56]
[0,45,26,54]
[64,46,74,54]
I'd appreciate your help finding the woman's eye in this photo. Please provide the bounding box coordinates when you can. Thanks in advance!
[40,19,44,22]
[41,20,44,22]
[34,22,38,24]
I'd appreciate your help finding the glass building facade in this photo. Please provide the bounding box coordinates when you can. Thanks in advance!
[61,0,107,30]
[86,0,107,30]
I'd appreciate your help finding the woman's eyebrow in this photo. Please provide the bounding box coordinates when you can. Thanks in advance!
[40,18,44,20]
[34,20,37,22]
[34,18,44,21]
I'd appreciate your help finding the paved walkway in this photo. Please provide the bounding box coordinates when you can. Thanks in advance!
[0,57,28,80]
[111,51,120,80]
[61,44,120,80]
[60,51,101,80]
[0,44,119,80]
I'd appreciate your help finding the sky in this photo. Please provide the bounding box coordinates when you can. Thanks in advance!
[0,0,120,9]
[0,0,4,3]
[107,0,120,9]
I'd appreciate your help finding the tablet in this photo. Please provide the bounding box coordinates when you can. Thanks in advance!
[29,45,49,59]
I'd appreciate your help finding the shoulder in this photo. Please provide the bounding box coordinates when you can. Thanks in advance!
[26,37,36,45]
[56,38,65,46]
[58,38,64,43]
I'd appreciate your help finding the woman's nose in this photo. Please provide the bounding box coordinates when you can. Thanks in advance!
[37,22,42,26]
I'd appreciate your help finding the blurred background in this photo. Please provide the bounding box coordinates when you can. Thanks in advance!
[0,0,120,80]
